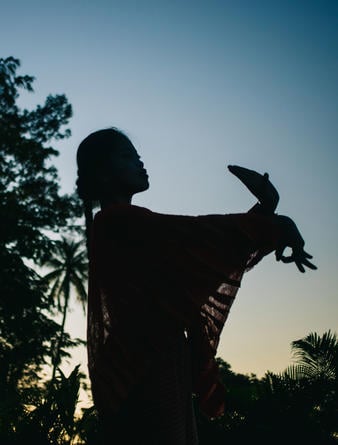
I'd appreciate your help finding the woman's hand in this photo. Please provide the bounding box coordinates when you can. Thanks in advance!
[227,165,279,214]
[276,215,317,273]
[227,165,317,272]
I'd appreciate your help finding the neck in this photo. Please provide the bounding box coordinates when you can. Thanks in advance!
[100,193,133,209]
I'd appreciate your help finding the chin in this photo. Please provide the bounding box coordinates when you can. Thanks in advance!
[142,176,150,189]
[141,181,150,192]
[134,179,149,193]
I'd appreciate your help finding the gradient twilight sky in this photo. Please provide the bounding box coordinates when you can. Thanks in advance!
[3,1,338,383]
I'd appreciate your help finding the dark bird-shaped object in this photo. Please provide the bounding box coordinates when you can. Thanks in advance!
[227,165,279,214]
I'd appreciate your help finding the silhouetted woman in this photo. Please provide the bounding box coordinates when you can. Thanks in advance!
[76,127,316,445]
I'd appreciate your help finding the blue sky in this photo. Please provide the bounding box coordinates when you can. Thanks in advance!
[3,0,338,383]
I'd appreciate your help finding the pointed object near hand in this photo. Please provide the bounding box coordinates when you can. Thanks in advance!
[227,165,279,213]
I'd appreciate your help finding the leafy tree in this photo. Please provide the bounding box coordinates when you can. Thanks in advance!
[0,56,82,440]
[279,330,338,443]
[289,330,337,381]
[236,331,338,445]
[12,365,85,445]
[195,333,338,445]
[193,358,260,443]
[41,237,88,380]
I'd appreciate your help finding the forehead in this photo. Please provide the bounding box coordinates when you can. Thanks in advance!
[114,138,138,156]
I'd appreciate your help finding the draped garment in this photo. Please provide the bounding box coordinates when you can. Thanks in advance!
[87,203,281,424]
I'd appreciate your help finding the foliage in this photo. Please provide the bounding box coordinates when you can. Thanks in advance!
[41,237,88,380]
[2,365,87,445]
[290,330,338,381]
[195,331,338,445]
[0,56,83,442]
[74,406,100,445]
[0,57,80,261]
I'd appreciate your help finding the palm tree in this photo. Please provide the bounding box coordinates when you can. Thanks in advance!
[41,237,88,381]
[289,330,337,382]
[266,331,338,443]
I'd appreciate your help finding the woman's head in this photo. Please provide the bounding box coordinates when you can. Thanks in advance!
[76,127,149,203]
[76,127,149,255]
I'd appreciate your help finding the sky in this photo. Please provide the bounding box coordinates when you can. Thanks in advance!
[3,0,338,399]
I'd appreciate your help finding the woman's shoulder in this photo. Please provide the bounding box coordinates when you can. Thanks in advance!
[96,203,152,218]
[92,204,155,233]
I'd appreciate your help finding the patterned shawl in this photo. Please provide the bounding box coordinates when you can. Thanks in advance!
[87,204,281,419]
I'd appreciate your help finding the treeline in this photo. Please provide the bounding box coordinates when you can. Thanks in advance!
[0,57,337,444]
[197,331,338,445]
[0,56,85,444]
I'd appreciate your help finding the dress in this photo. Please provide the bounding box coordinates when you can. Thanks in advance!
[87,203,281,444]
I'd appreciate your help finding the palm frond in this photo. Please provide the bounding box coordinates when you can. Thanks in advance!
[40,268,63,283]
[40,235,88,377]
[291,330,337,381]
[70,272,88,313]
[48,275,62,308]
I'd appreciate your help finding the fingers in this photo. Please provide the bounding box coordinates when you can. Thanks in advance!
[295,261,305,273]
[276,243,317,272]
[275,246,285,261]
[280,255,294,263]
[302,258,317,270]
[279,253,317,271]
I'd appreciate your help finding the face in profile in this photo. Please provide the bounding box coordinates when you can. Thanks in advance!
[99,136,149,198]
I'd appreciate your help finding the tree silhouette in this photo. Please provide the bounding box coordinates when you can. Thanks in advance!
[288,330,337,381]
[195,333,338,445]
[248,331,338,444]
[0,56,82,441]
[280,330,338,442]
[42,237,88,380]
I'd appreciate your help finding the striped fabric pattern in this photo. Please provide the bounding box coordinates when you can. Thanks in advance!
[87,204,281,441]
